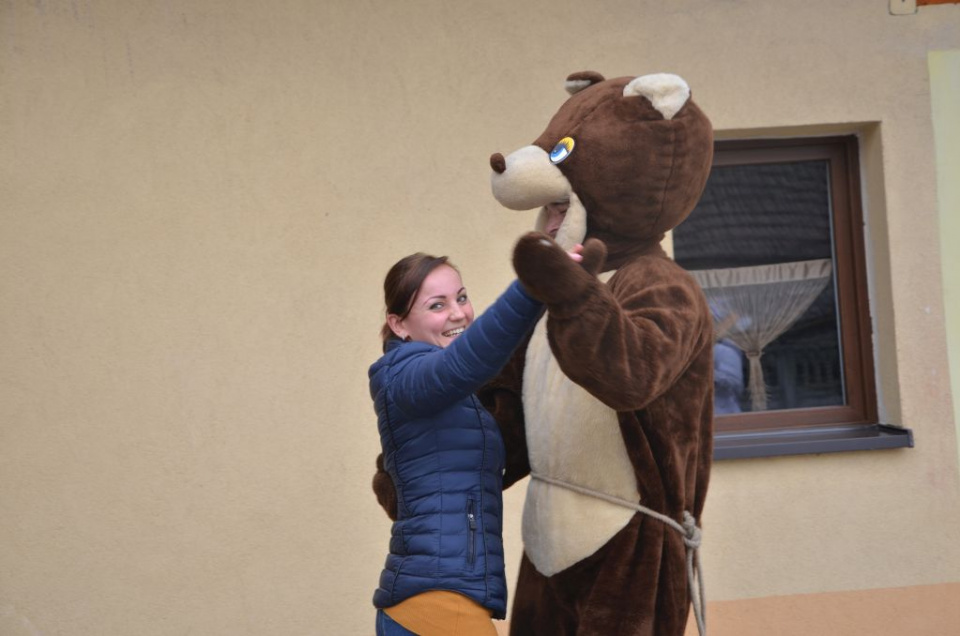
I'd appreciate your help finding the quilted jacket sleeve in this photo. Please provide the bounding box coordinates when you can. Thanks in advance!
[389,280,542,419]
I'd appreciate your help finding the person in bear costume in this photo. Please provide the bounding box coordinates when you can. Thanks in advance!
[479,70,715,636]
[374,70,715,635]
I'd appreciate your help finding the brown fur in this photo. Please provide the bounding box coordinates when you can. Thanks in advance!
[484,72,715,636]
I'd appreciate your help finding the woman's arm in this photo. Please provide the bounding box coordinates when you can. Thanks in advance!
[388,279,542,418]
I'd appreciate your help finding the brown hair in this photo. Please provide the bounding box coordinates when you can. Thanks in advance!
[380,253,454,350]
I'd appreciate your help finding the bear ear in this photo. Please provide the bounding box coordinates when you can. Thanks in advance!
[565,71,605,95]
[622,73,691,120]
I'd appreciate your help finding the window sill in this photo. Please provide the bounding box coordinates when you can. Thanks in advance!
[714,424,913,461]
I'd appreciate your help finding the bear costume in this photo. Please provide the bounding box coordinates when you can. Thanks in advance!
[372,71,715,635]
[480,71,715,636]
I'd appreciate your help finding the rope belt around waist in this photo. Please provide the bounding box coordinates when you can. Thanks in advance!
[530,472,706,636]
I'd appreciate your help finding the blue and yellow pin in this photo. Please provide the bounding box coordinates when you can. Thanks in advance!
[549,137,575,164]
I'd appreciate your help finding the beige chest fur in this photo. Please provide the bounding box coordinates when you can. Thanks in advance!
[521,310,640,576]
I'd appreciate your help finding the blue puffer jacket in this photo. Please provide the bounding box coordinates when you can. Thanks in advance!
[369,280,541,619]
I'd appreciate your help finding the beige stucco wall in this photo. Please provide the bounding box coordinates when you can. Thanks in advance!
[2,1,959,634]
[928,50,960,477]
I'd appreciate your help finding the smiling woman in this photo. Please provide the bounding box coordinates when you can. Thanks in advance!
[369,248,544,636]
[385,258,475,349]
[368,240,594,636]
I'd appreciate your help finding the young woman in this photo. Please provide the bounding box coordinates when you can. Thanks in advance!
[369,246,582,636]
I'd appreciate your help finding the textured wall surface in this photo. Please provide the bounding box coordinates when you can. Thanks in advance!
[2,1,959,634]
[929,49,960,481]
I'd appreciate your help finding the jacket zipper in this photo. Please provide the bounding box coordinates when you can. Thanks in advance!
[467,498,477,565]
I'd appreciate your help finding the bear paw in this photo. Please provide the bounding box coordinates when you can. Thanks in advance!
[513,232,607,306]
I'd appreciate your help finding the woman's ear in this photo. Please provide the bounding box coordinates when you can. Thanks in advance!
[386,314,406,340]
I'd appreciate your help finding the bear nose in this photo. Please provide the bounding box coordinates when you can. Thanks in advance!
[490,153,506,174]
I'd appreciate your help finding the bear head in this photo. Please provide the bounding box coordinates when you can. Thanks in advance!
[490,71,714,270]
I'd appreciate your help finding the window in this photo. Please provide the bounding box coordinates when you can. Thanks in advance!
[672,136,911,459]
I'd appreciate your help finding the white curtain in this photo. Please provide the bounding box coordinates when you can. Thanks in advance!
[690,259,833,411]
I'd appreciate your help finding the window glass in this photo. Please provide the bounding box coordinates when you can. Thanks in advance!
[674,159,845,415]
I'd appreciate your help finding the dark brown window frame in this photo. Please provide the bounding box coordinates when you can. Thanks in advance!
[691,136,912,459]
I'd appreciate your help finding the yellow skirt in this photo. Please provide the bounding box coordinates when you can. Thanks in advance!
[384,590,498,636]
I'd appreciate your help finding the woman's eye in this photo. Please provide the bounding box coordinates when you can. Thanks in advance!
[458,294,468,304]
[429,302,444,311]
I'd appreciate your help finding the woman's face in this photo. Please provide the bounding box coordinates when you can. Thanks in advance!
[388,265,475,348]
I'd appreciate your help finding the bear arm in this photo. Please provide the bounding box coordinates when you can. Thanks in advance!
[372,452,398,521]
[545,264,710,412]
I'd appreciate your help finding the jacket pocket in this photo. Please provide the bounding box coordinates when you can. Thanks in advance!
[466,498,477,566]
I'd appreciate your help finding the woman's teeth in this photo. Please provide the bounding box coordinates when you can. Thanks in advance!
[443,327,465,337]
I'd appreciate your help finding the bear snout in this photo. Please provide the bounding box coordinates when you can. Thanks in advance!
[490,153,506,174]
[490,145,574,212]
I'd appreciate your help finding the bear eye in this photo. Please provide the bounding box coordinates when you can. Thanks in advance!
[549,137,575,164]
